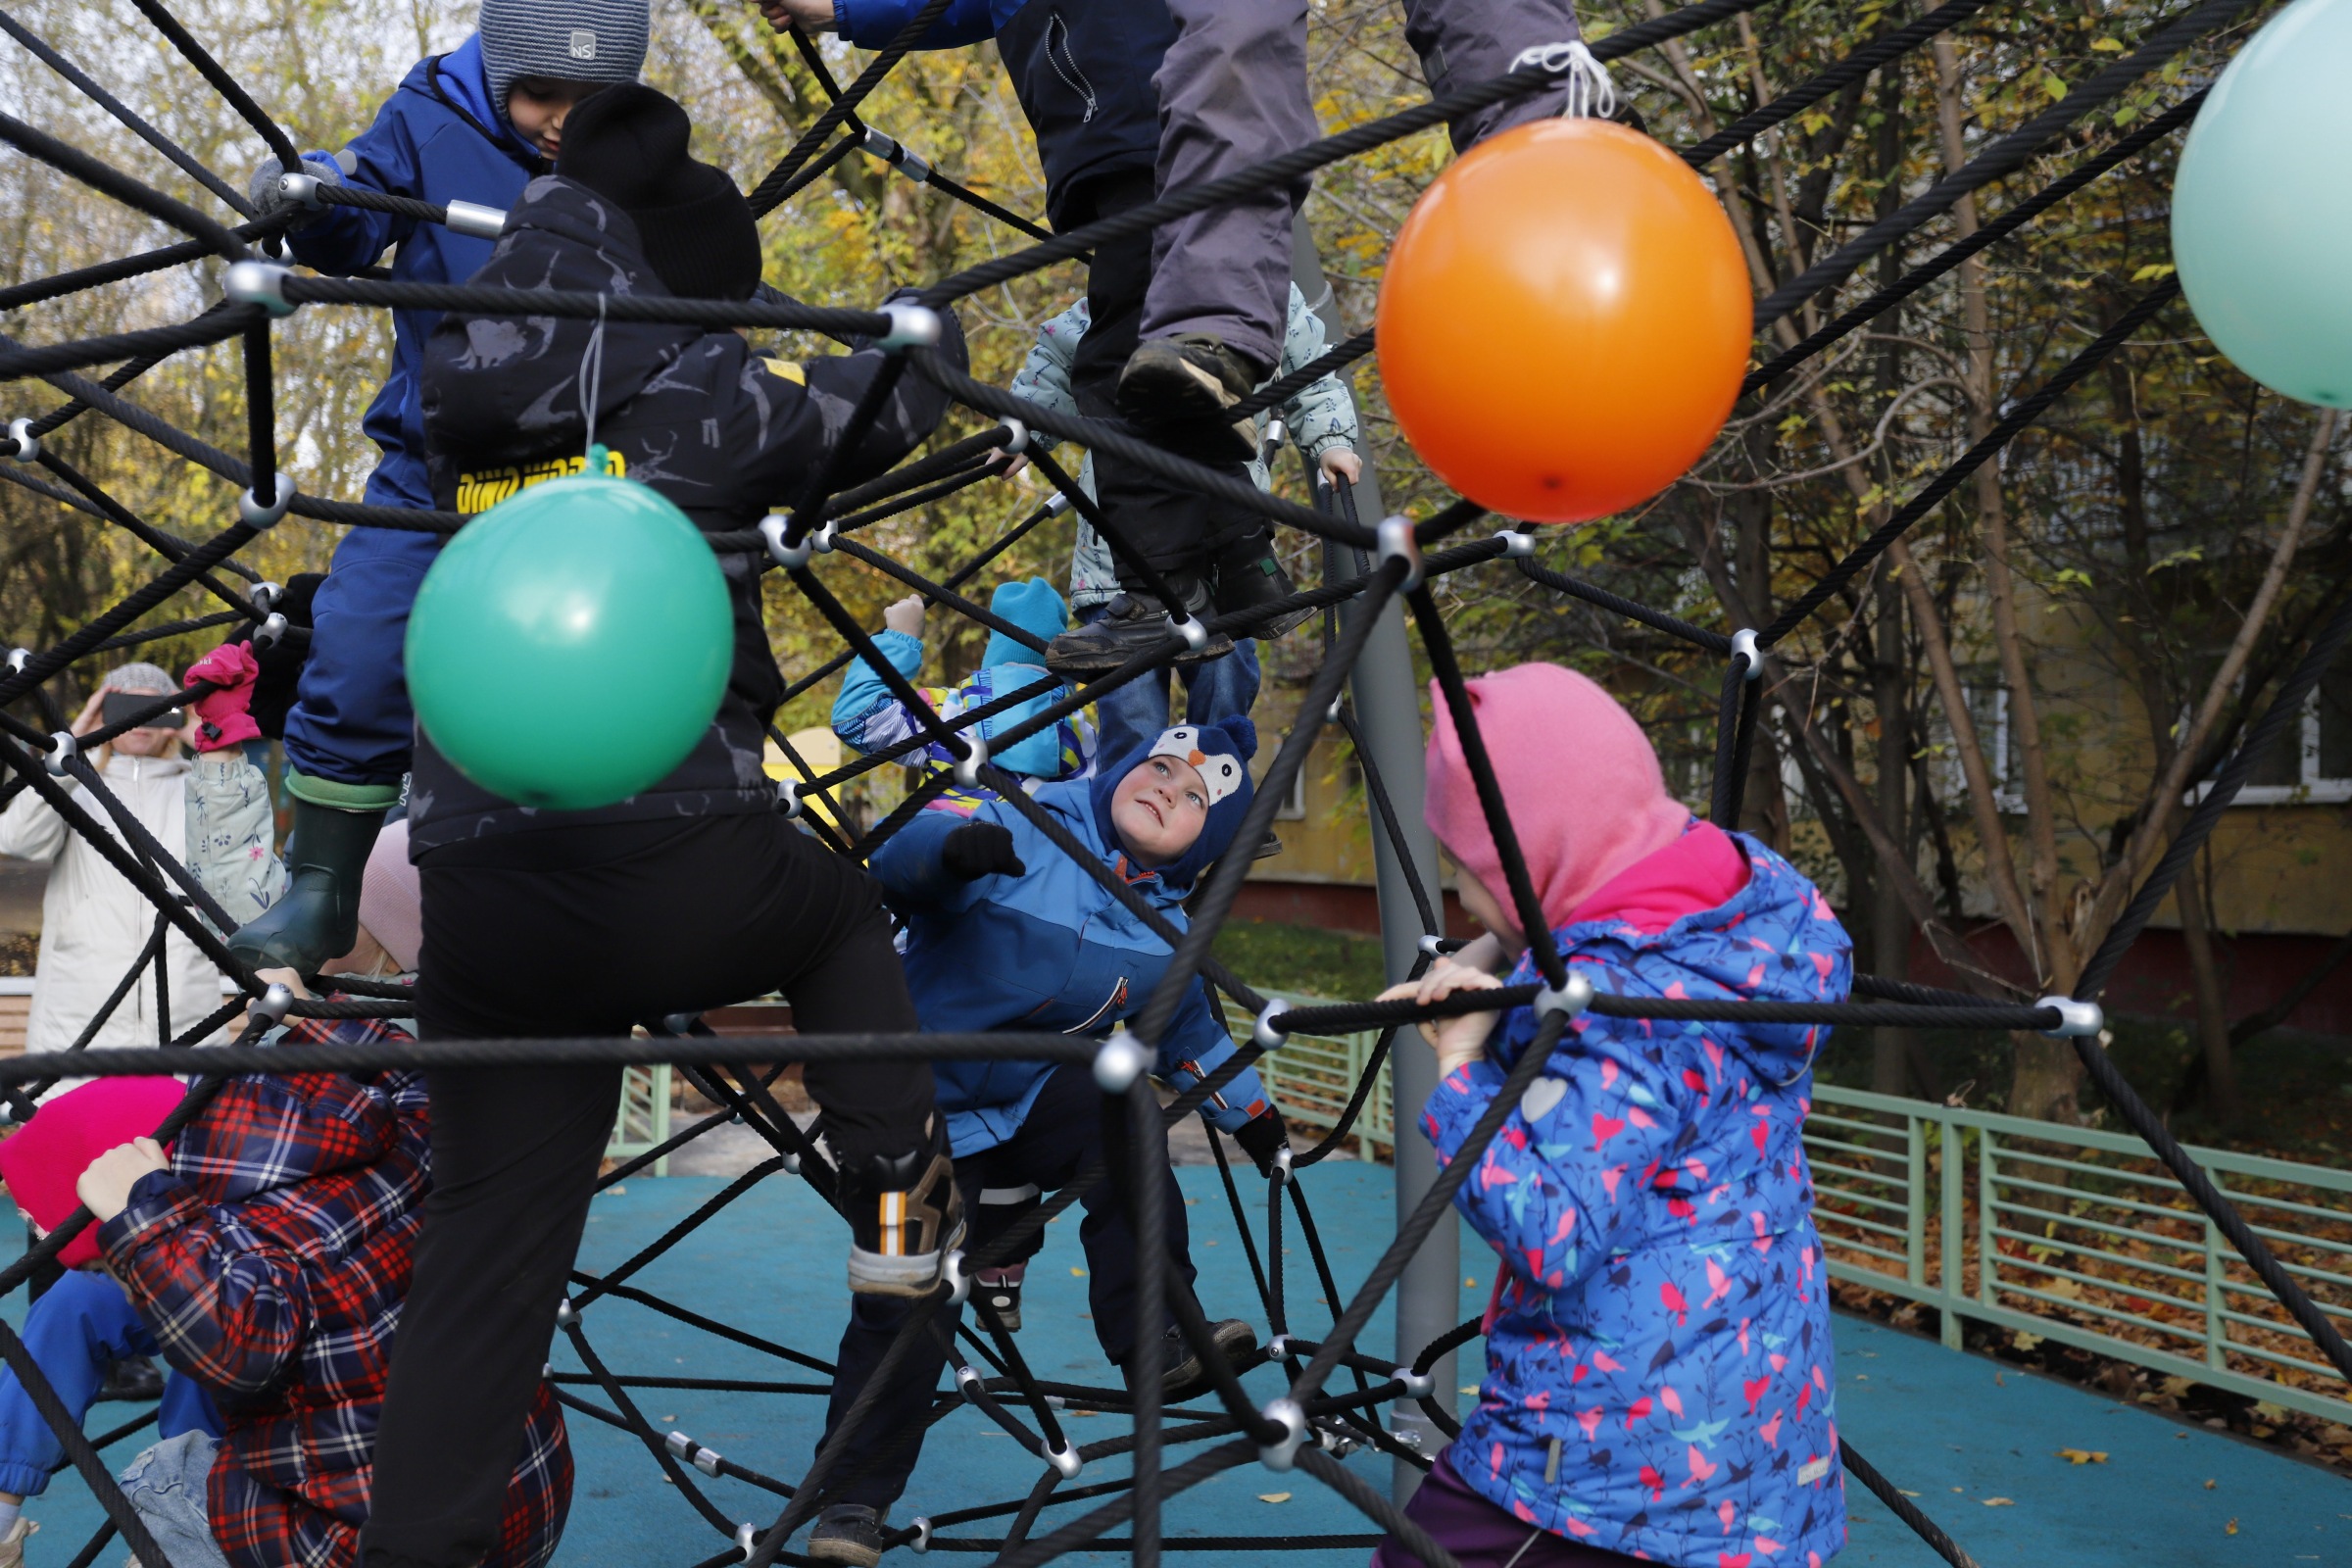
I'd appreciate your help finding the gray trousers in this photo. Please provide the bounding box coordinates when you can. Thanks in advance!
[1143,0,1586,368]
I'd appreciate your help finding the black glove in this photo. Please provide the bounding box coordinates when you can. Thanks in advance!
[940,821,1025,882]
[1233,1110,1291,1176]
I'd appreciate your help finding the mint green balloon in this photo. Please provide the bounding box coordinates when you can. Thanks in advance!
[407,467,731,810]
[2173,0,2352,407]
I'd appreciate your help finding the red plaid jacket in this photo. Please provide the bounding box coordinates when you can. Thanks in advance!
[98,1011,572,1568]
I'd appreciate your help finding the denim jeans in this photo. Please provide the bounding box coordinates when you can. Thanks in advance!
[119,1430,228,1568]
[1083,604,1261,763]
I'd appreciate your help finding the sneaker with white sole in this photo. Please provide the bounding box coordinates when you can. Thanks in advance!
[839,1123,964,1298]
[808,1502,888,1566]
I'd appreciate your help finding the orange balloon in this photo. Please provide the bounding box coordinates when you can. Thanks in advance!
[1377,119,1751,524]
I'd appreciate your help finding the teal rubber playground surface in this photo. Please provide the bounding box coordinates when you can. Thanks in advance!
[7,1162,2348,1565]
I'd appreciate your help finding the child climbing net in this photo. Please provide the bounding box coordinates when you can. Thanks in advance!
[0,1,2343,1566]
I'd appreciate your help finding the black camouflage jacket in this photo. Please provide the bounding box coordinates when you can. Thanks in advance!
[409,174,965,852]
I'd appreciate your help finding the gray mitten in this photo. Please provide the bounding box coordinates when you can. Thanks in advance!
[247,152,346,227]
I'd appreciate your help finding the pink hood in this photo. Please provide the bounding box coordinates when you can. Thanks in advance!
[1424,662,1692,932]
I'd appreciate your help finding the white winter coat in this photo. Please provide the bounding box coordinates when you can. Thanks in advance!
[0,753,281,1054]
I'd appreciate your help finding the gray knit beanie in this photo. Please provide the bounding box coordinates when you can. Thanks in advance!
[478,0,649,130]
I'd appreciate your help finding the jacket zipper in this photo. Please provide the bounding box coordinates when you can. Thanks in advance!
[1044,15,1099,125]
[1064,976,1128,1034]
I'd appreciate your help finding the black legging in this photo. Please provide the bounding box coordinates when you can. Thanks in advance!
[359,812,928,1568]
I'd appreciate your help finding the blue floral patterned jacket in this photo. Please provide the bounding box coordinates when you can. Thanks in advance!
[1422,833,1851,1567]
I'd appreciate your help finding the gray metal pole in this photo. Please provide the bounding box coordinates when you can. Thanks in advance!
[1291,220,1456,1501]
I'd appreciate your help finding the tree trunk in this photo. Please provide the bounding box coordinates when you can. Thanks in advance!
[2174,856,2240,1127]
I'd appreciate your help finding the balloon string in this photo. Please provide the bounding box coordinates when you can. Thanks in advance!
[1512,40,1615,121]
[581,295,609,467]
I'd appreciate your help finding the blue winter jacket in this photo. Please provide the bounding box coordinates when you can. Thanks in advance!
[287,35,545,509]
[1421,833,1851,1567]
[838,0,1172,223]
[870,785,1269,1157]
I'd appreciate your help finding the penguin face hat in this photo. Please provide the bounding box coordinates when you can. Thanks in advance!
[1149,725,1247,805]
[1089,716,1258,890]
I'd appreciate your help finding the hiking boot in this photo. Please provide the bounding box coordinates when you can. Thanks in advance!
[0,1517,35,1568]
[97,1354,165,1403]
[839,1123,964,1298]
[973,1265,1024,1333]
[1116,335,1264,462]
[1210,536,1313,641]
[224,784,394,974]
[1045,593,1233,680]
[1160,1318,1258,1397]
[808,1503,887,1567]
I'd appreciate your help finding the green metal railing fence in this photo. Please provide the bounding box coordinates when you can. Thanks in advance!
[606,1062,673,1176]
[1807,1084,2352,1423]
[1226,991,1393,1157]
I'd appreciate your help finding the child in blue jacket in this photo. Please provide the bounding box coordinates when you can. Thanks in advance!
[831,578,1098,807]
[804,716,1288,1564]
[229,0,649,976]
[1374,664,1851,1568]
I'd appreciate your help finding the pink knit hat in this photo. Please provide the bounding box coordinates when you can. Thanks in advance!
[0,1078,184,1268]
[358,817,421,974]
[1424,663,1691,934]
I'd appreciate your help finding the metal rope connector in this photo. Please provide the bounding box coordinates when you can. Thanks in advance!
[861,126,933,184]
[43,731,75,776]
[2036,995,2104,1038]
[441,200,507,240]
[554,1298,579,1328]
[1252,998,1292,1051]
[224,259,296,318]
[907,1517,934,1553]
[1093,1029,1149,1093]
[239,473,295,529]
[1045,1442,1083,1480]
[1168,613,1211,652]
[875,301,942,352]
[1044,490,1074,515]
[774,777,803,819]
[5,418,39,463]
[759,513,834,570]
[1493,529,1535,559]
[1392,1366,1435,1399]
[1256,1397,1309,1471]
[997,416,1029,455]
[1533,969,1594,1019]
[735,1522,759,1558]
[252,981,296,1026]
[1376,514,1423,593]
[249,580,282,613]
[6,648,29,674]
[275,171,324,209]
[953,1363,984,1399]
[953,733,989,790]
[1729,627,1763,680]
[252,612,290,651]
[944,1249,971,1306]
[1264,1333,1294,1360]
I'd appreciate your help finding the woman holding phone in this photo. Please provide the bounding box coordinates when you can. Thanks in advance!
[0,656,283,1062]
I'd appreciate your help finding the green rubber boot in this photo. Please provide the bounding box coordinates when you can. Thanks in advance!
[225,773,398,975]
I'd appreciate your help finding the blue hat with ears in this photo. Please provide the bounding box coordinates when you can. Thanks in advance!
[981,578,1068,669]
[1088,715,1260,890]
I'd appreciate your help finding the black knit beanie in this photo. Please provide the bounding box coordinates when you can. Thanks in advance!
[556,84,762,301]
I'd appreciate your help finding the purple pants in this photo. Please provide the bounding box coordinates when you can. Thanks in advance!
[1144,0,1588,369]
[1370,1453,1642,1568]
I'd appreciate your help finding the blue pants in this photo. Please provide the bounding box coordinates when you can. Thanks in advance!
[0,1270,221,1498]
[281,523,443,787]
[1084,605,1261,763]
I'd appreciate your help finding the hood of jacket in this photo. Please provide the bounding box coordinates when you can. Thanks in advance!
[420,174,693,468]
[170,1067,418,1206]
[430,35,542,166]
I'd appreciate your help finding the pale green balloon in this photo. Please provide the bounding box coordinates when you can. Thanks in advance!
[407,466,732,811]
[2173,0,2352,408]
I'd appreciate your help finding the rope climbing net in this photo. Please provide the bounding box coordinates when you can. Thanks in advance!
[0,2,2337,1565]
